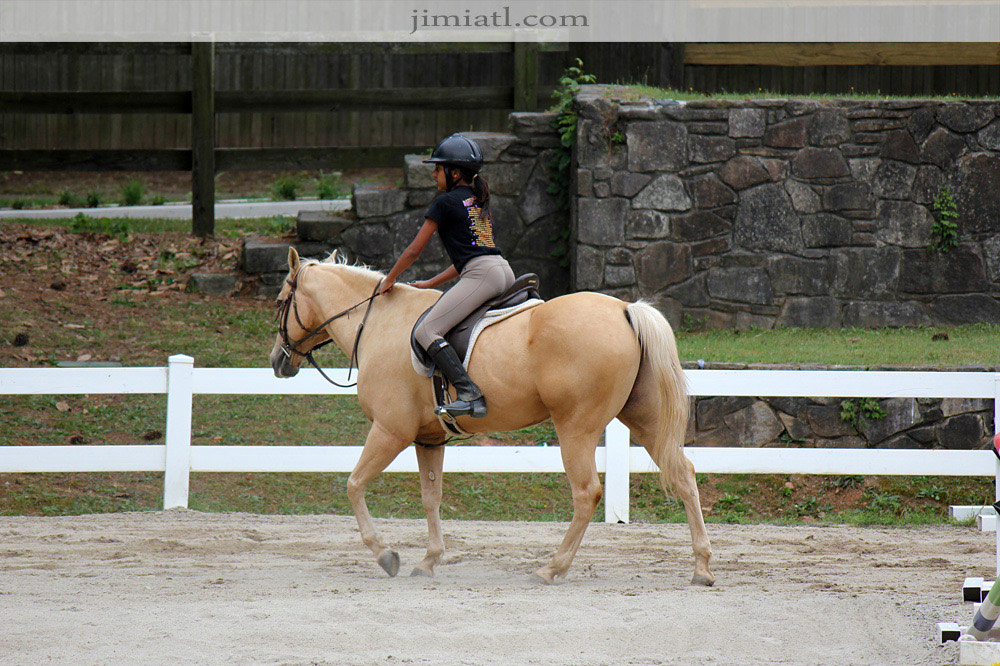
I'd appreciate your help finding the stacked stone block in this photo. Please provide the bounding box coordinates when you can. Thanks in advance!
[572,85,1000,329]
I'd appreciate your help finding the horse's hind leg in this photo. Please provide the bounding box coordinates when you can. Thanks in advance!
[411,444,445,577]
[347,421,410,577]
[533,427,603,584]
[620,415,714,586]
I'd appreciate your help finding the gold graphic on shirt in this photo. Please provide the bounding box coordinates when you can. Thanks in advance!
[463,197,495,248]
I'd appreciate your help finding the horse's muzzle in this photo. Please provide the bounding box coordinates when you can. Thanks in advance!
[270,345,300,378]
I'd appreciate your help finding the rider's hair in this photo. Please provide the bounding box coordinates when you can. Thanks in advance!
[449,166,491,221]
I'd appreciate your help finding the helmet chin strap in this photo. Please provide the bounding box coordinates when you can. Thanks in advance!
[444,167,467,192]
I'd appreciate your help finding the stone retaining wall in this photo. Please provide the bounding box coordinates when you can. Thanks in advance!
[572,86,1000,329]
[681,363,994,450]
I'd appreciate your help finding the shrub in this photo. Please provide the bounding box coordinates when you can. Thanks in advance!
[119,179,146,206]
[316,171,347,199]
[85,190,103,208]
[58,189,79,207]
[271,175,299,201]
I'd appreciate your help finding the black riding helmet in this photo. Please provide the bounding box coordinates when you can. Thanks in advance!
[423,133,484,172]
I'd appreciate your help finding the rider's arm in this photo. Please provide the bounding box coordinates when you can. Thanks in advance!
[379,218,438,294]
[418,265,459,289]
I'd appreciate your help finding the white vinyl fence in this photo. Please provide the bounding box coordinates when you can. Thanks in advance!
[3,355,999,536]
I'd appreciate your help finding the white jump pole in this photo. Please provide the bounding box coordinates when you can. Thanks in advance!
[163,354,194,509]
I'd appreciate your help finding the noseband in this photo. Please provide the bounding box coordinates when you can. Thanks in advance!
[275,265,380,388]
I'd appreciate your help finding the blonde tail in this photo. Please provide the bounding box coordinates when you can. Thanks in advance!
[625,301,690,493]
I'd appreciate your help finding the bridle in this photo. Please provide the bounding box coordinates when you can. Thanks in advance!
[275,264,380,388]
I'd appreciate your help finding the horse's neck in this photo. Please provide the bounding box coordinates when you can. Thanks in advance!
[311,267,381,356]
[311,266,430,362]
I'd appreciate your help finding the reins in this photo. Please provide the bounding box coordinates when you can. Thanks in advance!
[276,264,381,389]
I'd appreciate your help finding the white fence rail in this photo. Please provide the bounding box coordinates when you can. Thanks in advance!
[2,355,999,532]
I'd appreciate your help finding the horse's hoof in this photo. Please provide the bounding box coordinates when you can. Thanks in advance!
[691,573,715,587]
[531,571,556,585]
[410,566,433,578]
[377,550,400,577]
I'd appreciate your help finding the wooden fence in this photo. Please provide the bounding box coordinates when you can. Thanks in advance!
[0,42,569,234]
[0,42,573,153]
[679,42,1000,96]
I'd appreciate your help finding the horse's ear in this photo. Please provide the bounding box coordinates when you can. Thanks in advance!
[287,246,300,273]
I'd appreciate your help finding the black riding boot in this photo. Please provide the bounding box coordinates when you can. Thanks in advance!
[426,339,487,418]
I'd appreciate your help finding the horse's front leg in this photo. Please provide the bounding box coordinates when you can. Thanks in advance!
[347,421,410,577]
[411,444,445,577]
[533,427,603,584]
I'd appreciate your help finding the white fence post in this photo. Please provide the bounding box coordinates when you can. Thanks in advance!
[163,354,194,509]
[604,418,630,523]
[994,376,999,579]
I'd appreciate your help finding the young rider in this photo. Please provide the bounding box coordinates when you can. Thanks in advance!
[378,133,514,419]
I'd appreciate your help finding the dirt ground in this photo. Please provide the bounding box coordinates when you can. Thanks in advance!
[1,511,989,665]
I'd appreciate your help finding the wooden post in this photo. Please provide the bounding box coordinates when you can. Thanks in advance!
[513,42,539,111]
[670,43,686,91]
[191,40,216,237]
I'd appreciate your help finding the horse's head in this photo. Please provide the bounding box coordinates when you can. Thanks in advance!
[269,247,332,378]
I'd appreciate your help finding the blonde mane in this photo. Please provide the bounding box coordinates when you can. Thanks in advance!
[303,250,386,282]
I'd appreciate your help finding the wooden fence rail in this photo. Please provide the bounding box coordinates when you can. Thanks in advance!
[679,42,1000,96]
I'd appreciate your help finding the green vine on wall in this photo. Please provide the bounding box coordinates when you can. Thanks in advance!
[546,59,595,267]
[839,398,887,431]
[930,186,959,253]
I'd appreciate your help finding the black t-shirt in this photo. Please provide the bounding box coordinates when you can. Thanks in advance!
[425,185,502,272]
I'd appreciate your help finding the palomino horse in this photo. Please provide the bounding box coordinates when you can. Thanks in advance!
[269,248,713,586]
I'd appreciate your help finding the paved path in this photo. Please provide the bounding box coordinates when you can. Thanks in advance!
[0,198,350,220]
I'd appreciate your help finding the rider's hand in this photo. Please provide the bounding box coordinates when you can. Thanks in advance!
[378,277,395,295]
[411,280,434,289]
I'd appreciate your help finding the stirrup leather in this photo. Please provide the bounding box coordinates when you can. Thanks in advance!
[432,374,471,436]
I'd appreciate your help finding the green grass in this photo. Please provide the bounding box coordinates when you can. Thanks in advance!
[3,214,301,239]
[606,82,1000,102]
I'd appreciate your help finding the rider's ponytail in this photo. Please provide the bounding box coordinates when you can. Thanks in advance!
[459,167,491,221]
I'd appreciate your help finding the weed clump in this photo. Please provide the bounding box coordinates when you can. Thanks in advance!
[119,179,146,207]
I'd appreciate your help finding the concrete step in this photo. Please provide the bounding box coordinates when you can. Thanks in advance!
[186,272,240,295]
[241,237,336,274]
[296,210,355,242]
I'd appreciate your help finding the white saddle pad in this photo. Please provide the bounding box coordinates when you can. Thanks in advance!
[410,298,544,377]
